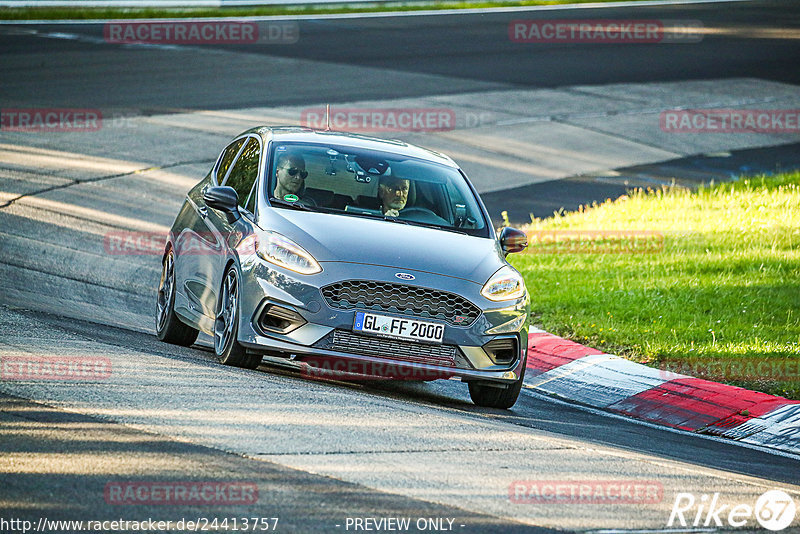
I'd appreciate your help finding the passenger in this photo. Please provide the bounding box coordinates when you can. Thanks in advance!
[273,153,309,201]
[377,175,411,217]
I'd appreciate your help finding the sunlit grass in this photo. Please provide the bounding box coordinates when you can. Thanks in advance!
[1,0,654,20]
[510,172,800,398]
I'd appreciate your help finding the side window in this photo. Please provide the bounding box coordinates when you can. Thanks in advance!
[216,138,245,184]
[224,137,261,208]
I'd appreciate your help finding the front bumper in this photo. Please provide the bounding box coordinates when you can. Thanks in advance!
[236,258,529,384]
[240,334,525,383]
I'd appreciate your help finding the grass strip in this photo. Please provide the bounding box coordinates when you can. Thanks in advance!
[2,0,653,21]
[510,171,800,399]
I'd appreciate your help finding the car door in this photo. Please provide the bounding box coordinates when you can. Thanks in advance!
[179,137,246,324]
[198,136,263,316]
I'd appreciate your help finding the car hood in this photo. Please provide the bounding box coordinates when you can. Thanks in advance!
[261,209,505,285]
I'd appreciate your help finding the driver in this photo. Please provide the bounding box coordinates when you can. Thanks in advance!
[377,175,410,217]
[273,153,310,201]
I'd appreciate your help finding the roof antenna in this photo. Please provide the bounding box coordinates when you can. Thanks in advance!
[325,103,331,131]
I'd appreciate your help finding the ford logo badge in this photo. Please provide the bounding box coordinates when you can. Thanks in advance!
[395,272,415,281]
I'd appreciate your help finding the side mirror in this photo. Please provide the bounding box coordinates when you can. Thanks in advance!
[499,227,528,256]
[204,186,240,223]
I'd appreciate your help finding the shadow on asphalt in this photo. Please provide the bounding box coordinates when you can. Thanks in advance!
[11,306,800,490]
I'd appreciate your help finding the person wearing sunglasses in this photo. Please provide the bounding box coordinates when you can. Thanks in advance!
[378,175,412,217]
[273,153,311,201]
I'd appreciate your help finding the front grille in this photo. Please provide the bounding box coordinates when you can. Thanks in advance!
[320,280,481,327]
[314,330,459,367]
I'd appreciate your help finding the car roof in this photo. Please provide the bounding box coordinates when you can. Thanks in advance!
[242,126,459,168]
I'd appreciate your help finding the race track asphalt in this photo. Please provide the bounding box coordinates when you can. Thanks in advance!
[1,1,799,531]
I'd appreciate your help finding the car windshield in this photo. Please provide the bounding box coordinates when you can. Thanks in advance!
[265,142,490,237]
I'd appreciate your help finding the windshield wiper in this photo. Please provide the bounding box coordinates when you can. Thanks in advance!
[400,219,469,235]
[371,213,470,234]
[324,207,471,234]
[269,197,314,211]
[339,209,408,224]
[431,225,470,235]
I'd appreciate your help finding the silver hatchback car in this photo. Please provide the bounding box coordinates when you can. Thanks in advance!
[156,127,530,408]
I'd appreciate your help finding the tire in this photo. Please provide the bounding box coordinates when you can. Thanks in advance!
[214,265,261,369]
[156,249,199,347]
[468,358,526,409]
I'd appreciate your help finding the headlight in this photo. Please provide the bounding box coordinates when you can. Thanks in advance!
[481,266,526,302]
[256,231,322,275]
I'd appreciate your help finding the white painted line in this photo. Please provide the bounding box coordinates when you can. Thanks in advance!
[3,27,224,52]
[0,0,754,24]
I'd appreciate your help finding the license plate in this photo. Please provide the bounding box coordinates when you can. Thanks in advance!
[353,312,444,344]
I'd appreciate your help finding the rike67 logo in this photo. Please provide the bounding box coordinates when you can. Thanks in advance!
[669,490,797,531]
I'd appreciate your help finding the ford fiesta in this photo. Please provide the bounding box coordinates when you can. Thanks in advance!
[156,127,530,408]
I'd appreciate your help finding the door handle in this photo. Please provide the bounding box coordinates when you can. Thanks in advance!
[198,206,208,218]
